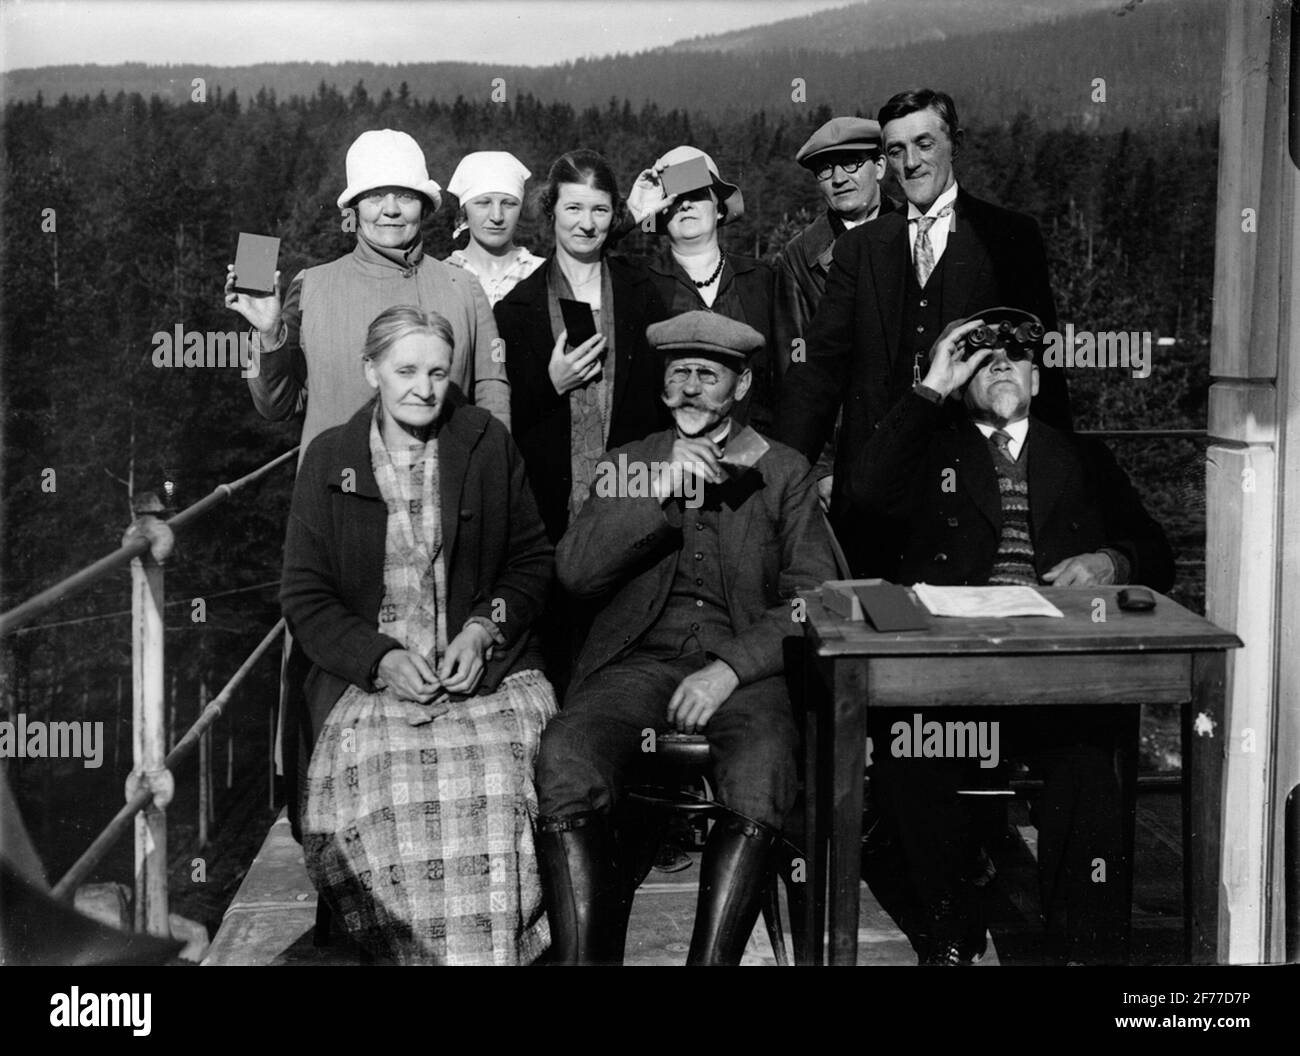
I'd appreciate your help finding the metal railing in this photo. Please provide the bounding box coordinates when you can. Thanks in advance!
[0,447,297,636]
[0,447,297,936]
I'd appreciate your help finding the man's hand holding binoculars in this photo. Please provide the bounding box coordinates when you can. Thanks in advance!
[920,318,995,399]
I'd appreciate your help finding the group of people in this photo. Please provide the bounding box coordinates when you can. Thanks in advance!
[224,85,1174,966]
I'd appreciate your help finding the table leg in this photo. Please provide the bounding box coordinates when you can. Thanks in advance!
[1183,651,1227,964]
[801,643,824,965]
[828,659,867,965]
[1118,703,1140,959]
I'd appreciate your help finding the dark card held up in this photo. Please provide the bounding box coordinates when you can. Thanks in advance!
[233,233,280,296]
[559,297,598,347]
[854,583,930,632]
[660,155,713,198]
[719,426,769,473]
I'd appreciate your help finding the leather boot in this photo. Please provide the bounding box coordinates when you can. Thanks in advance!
[536,810,629,965]
[686,816,778,966]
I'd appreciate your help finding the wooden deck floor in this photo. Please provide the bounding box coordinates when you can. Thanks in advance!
[204,794,1184,966]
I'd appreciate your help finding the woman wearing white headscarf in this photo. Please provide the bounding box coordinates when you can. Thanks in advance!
[445,151,544,307]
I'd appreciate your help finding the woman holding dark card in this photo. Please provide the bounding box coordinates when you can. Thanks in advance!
[225,128,508,453]
[494,149,668,689]
[494,149,668,544]
[281,305,556,965]
[626,146,777,429]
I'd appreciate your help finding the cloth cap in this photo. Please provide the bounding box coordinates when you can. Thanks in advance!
[337,129,443,211]
[447,151,531,206]
[795,117,883,168]
[647,310,765,367]
[650,145,744,233]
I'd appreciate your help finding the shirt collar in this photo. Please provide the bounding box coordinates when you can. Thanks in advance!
[906,181,960,224]
[675,420,733,446]
[448,245,538,275]
[974,415,1029,454]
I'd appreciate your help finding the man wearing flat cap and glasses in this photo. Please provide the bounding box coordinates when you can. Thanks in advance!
[534,310,839,965]
[773,115,900,510]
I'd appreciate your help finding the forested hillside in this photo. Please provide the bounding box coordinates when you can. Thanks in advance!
[672,0,1119,53]
[2,0,1222,129]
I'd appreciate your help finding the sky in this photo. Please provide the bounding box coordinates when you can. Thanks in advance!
[0,0,858,70]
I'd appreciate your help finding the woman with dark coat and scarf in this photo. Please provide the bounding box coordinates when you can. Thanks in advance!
[281,305,556,964]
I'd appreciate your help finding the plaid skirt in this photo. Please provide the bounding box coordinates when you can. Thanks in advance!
[302,669,557,965]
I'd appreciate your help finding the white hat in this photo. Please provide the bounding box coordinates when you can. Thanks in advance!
[336,129,443,211]
[649,145,744,233]
[447,151,531,206]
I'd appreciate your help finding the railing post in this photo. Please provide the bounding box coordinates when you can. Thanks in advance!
[198,679,210,849]
[124,495,175,937]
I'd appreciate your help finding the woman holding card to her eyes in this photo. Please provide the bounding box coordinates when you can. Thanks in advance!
[624,146,777,430]
[493,149,669,689]
[281,304,556,964]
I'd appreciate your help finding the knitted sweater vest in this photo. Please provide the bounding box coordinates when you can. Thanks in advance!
[986,431,1037,586]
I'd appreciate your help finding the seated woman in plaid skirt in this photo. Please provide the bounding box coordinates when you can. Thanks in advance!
[281,305,557,964]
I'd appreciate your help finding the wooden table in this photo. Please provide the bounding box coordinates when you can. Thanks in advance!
[798,586,1242,966]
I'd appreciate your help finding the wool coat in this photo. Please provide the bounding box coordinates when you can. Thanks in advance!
[279,393,553,828]
[555,427,841,693]
[247,238,508,455]
[494,255,669,543]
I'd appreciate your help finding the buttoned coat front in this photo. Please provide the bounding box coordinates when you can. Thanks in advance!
[555,428,841,693]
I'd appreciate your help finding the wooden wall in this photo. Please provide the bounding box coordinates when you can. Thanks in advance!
[1207,0,1300,963]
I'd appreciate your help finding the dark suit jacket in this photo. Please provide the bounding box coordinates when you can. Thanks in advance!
[773,199,899,481]
[646,252,774,344]
[855,391,1174,591]
[556,427,840,693]
[778,187,1070,574]
[772,198,900,378]
[281,393,554,756]
[494,255,669,544]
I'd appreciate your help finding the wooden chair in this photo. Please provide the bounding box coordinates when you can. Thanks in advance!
[624,731,806,965]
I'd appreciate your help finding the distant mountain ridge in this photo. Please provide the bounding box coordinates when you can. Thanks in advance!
[1,0,1220,129]
[670,0,1123,54]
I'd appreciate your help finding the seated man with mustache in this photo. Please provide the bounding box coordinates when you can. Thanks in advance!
[534,311,840,965]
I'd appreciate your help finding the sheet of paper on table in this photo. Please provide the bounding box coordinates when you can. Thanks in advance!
[911,583,1065,618]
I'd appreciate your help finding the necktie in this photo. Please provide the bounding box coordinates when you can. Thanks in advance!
[913,205,952,288]
[991,428,1015,463]
[987,428,1036,586]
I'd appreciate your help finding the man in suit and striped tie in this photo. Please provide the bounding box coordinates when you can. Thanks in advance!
[855,307,1174,965]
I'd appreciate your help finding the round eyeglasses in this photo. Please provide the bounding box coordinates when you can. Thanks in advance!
[814,155,875,182]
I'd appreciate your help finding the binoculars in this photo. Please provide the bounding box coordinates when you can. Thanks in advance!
[965,319,1046,352]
